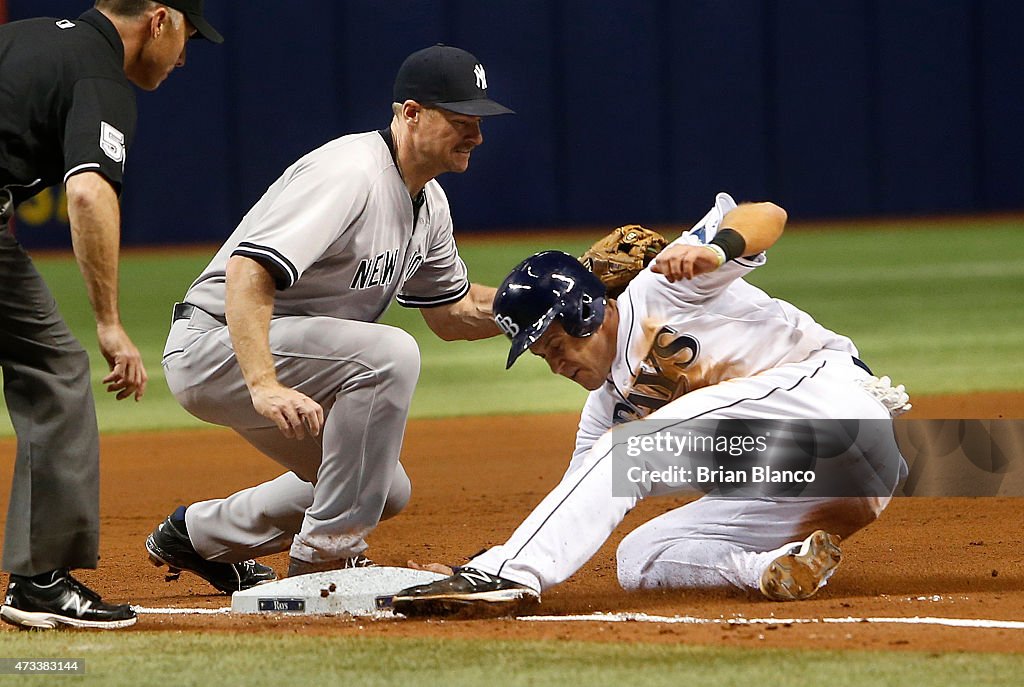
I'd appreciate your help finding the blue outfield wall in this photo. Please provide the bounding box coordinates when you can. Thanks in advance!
[7,0,1024,248]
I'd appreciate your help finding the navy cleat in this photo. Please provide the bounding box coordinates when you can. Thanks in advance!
[146,515,276,594]
[391,567,540,619]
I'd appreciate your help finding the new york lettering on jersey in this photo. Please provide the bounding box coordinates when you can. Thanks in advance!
[350,249,400,290]
[348,197,431,293]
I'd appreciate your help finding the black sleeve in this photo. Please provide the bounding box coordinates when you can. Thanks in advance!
[62,77,137,192]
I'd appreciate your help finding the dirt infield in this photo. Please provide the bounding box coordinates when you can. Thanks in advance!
[1,392,1022,651]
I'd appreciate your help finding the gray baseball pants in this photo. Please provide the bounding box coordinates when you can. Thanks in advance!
[162,307,417,564]
[0,226,100,576]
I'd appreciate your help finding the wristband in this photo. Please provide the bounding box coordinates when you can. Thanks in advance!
[709,228,747,262]
[704,243,727,268]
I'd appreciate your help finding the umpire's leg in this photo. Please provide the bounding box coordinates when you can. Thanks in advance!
[0,227,100,575]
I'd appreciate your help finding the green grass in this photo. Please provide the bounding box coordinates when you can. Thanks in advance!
[0,633,1020,686]
[742,223,1024,393]
[2,224,1022,677]
[1,220,1022,436]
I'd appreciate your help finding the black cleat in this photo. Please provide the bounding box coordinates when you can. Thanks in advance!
[1,570,137,630]
[391,567,540,619]
[146,516,276,594]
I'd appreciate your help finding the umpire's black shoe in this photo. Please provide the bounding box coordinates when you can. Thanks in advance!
[1,570,137,630]
[391,567,540,619]
[146,515,276,594]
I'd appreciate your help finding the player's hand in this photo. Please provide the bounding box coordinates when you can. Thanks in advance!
[651,244,723,281]
[250,383,324,440]
[407,560,455,576]
[96,322,148,401]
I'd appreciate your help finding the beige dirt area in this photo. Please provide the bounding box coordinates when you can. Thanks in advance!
[1,392,1023,652]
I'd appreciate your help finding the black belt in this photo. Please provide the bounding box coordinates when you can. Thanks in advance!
[171,302,196,322]
[851,356,872,375]
[172,302,227,326]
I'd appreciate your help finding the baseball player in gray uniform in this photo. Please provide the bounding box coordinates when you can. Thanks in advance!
[393,193,911,618]
[144,44,512,592]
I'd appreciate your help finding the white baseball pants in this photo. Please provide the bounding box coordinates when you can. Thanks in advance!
[470,350,906,593]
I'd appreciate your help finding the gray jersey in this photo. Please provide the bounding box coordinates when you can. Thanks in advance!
[164,129,473,567]
[184,131,469,320]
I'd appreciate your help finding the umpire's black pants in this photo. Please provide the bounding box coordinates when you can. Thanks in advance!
[0,225,99,575]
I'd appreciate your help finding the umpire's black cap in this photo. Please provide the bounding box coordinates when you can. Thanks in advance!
[161,0,224,43]
[394,44,513,117]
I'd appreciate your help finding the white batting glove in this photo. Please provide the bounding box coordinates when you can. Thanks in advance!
[858,375,912,416]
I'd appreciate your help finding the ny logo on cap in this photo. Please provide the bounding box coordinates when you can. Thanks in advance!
[474,64,487,90]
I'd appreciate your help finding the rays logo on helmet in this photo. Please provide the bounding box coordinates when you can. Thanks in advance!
[495,314,519,337]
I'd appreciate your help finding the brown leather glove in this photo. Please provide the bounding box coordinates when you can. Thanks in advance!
[579,224,668,298]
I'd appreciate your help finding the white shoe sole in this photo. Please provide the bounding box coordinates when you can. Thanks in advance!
[759,530,842,601]
[0,604,137,630]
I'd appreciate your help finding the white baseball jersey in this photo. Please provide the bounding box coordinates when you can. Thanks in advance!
[569,192,858,466]
[183,130,469,320]
[469,192,903,595]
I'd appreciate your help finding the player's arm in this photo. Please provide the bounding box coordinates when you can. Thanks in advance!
[65,171,147,401]
[420,283,499,341]
[653,202,787,281]
[224,255,324,439]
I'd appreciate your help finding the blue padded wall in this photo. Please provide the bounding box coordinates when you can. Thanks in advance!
[7,0,1023,247]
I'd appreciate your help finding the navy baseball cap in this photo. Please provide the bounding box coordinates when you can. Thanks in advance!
[394,44,514,117]
[493,251,606,369]
[161,0,224,43]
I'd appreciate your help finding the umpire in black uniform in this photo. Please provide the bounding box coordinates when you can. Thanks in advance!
[0,1,222,629]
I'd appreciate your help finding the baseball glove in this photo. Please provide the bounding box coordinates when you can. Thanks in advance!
[579,224,668,298]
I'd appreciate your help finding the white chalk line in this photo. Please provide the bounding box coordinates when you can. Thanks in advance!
[134,606,232,615]
[132,606,1024,630]
[518,612,1024,631]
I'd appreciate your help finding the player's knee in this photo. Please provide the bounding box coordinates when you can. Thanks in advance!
[378,328,421,385]
[381,466,412,520]
[615,527,660,590]
[616,542,646,591]
[616,522,706,591]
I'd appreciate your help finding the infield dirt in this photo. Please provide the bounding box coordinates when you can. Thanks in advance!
[1,393,1022,652]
